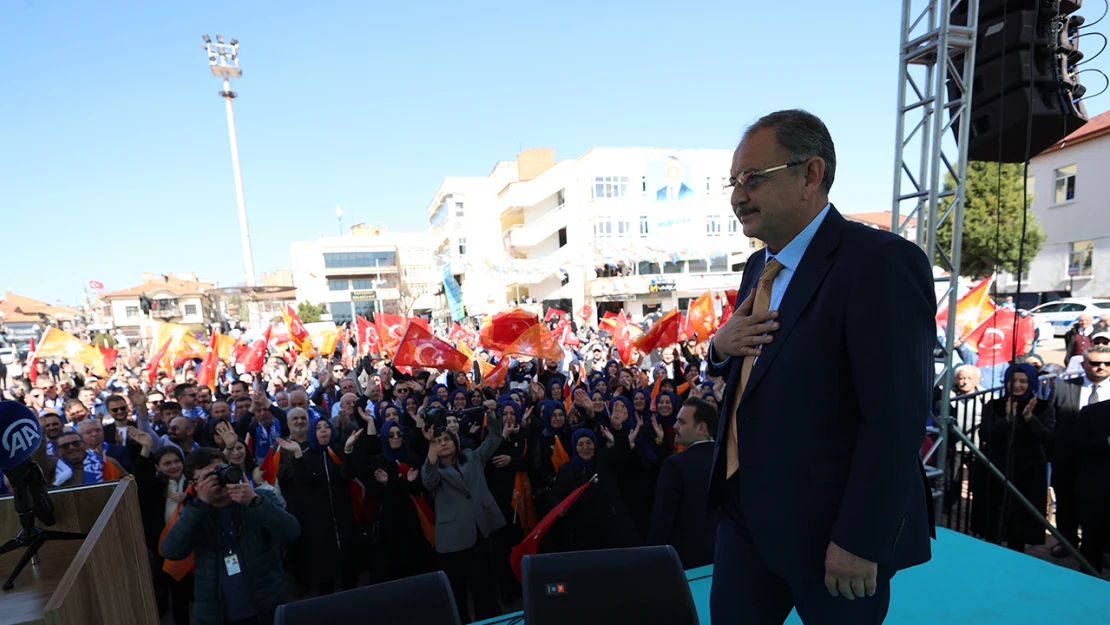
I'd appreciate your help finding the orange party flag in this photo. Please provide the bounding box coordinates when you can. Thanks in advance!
[632,309,681,353]
[281,305,314,352]
[503,322,564,362]
[33,328,109,376]
[195,332,220,390]
[393,322,471,371]
[685,291,717,343]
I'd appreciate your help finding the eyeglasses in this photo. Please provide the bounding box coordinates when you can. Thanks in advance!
[387,431,403,439]
[109,406,129,414]
[58,441,83,450]
[726,160,809,193]
[1086,360,1110,369]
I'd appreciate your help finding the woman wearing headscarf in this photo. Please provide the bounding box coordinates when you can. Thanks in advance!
[362,420,434,582]
[553,427,642,551]
[483,400,532,605]
[531,400,572,515]
[546,378,566,404]
[611,395,669,540]
[275,418,357,594]
[653,390,681,453]
[568,385,597,430]
[970,363,1056,552]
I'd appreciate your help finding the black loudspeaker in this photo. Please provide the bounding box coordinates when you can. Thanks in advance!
[948,0,1089,162]
[522,546,699,625]
[273,572,461,625]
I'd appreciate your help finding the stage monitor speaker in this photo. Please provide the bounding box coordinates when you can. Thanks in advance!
[273,572,461,625]
[522,545,699,625]
[954,0,1082,24]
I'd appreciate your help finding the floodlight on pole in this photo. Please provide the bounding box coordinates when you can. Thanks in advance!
[201,33,256,325]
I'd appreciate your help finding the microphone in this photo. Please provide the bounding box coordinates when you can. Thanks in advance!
[0,401,55,526]
[1,401,43,471]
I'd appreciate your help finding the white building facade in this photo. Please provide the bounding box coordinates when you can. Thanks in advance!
[428,147,762,327]
[1000,113,1110,299]
[290,225,438,323]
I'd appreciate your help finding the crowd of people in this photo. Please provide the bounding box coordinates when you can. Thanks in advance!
[1,319,725,624]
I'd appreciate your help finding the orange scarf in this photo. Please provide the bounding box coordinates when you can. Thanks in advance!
[102,456,122,482]
[159,483,196,582]
[511,441,537,533]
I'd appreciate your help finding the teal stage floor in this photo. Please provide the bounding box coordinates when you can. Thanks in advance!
[478,529,1110,624]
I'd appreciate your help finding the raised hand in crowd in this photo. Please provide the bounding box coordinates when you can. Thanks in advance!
[406,467,419,482]
[1022,396,1038,422]
[651,416,665,445]
[374,468,389,485]
[501,419,520,440]
[712,287,780,358]
[600,425,615,448]
[128,387,148,417]
[344,428,362,454]
[629,416,644,450]
[194,473,222,504]
[274,437,303,459]
[250,389,271,413]
[521,406,533,428]
[214,421,237,450]
[127,426,153,457]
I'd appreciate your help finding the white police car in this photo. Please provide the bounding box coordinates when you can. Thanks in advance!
[1029,299,1110,337]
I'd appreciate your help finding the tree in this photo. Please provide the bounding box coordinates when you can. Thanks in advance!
[386,275,422,317]
[296,301,327,323]
[938,160,1045,280]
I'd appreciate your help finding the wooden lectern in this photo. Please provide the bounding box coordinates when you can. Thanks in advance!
[0,478,159,625]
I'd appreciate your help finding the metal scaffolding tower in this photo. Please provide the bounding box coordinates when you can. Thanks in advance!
[891,0,979,519]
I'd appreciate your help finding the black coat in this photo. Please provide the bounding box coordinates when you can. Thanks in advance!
[1050,378,1085,466]
[647,441,718,569]
[362,449,434,581]
[1074,401,1110,514]
[971,396,1055,544]
[279,449,355,586]
[484,431,531,520]
[553,433,642,552]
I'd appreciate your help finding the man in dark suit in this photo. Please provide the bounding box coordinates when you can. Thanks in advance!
[1049,345,1110,557]
[648,396,719,569]
[1073,398,1110,575]
[707,110,935,624]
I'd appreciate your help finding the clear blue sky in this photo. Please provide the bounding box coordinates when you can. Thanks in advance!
[3,0,1107,306]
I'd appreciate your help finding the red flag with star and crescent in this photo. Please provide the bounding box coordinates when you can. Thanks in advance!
[633,309,681,353]
[612,311,640,365]
[479,308,540,353]
[963,307,1036,368]
[356,314,381,356]
[375,313,428,357]
[393,322,471,371]
[238,326,272,374]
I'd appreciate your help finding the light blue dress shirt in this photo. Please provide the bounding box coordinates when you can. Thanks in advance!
[713,203,832,366]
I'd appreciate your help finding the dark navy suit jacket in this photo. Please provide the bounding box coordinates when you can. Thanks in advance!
[707,206,935,574]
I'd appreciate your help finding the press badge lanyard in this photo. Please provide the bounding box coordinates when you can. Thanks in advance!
[221,510,244,576]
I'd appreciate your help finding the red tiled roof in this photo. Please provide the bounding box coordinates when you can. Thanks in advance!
[845,211,917,232]
[100,275,212,299]
[1040,110,1110,153]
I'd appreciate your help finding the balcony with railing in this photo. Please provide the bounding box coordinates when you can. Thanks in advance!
[149,298,180,319]
[505,203,567,248]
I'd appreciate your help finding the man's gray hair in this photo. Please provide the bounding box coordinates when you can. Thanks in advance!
[743,109,836,194]
[1084,345,1110,358]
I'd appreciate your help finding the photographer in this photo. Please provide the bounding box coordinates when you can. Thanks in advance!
[162,448,300,625]
[421,399,505,624]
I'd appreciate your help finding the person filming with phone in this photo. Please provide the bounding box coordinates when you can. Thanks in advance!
[161,447,300,625]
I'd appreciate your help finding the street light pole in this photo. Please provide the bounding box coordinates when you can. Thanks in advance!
[202,34,258,327]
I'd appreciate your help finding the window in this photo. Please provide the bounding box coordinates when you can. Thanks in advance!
[1060,303,1087,312]
[617,220,632,236]
[710,255,729,272]
[329,302,353,323]
[558,227,568,247]
[1069,240,1094,277]
[678,297,694,311]
[323,251,396,268]
[706,176,712,193]
[455,202,464,217]
[184,304,198,316]
[638,261,660,275]
[1034,303,1065,313]
[1055,164,1076,203]
[706,215,723,237]
[663,261,684,274]
[125,306,139,319]
[560,271,570,286]
[1095,303,1110,310]
[593,176,629,198]
[728,216,739,235]
[458,238,467,256]
[351,279,376,290]
[327,279,349,291]
[688,259,708,273]
[641,176,647,194]
[639,215,649,238]
[594,219,613,239]
[749,238,764,250]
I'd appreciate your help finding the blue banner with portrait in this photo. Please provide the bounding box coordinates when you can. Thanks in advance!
[443,265,466,321]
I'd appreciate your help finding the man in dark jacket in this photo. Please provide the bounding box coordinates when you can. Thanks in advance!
[163,447,300,625]
[648,397,719,569]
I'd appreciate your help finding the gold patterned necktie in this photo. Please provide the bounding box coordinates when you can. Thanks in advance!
[726,258,784,479]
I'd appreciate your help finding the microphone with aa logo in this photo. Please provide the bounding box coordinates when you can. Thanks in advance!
[0,401,56,526]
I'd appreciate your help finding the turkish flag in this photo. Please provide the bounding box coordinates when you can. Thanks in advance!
[238,326,272,374]
[393,322,471,371]
[98,345,119,372]
[479,308,540,352]
[613,311,636,365]
[375,313,427,356]
[633,309,681,353]
[510,474,597,582]
[88,280,104,290]
[963,307,1036,368]
[503,322,564,362]
[685,291,717,343]
[544,308,567,322]
[356,315,381,355]
[196,332,220,390]
[146,339,173,387]
[720,289,738,325]
[577,304,594,320]
[481,357,510,389]
[937,276,996,339]
[447,322,473,343]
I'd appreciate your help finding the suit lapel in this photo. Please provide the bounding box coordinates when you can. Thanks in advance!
[741,208,846,404]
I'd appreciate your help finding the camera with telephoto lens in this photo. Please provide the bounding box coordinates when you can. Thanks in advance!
[421,405,488,432]
[213,464,244,486]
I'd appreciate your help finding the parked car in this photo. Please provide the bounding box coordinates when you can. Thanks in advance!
[1029,299,1110,337]
[0,346,14,365]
